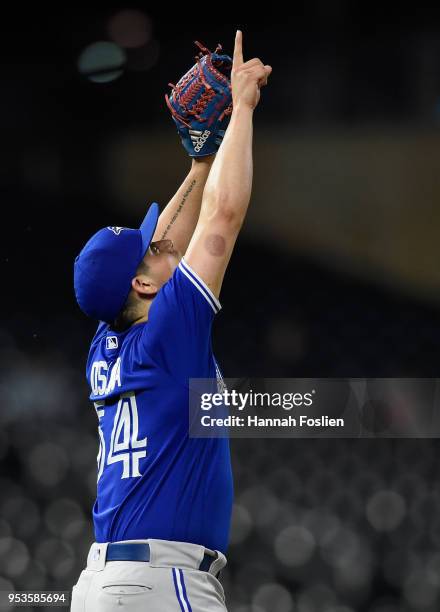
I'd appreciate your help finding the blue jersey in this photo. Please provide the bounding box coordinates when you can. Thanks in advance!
[85,258,233,553]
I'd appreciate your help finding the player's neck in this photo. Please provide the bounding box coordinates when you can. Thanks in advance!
[129,300,153,329]
[130,313,148,328]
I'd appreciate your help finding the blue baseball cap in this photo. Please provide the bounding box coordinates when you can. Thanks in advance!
[74,202,160,324]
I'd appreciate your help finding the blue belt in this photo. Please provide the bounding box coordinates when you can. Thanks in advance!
[106,542,216,573]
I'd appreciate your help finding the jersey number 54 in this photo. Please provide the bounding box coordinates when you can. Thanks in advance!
[94,392,147,481]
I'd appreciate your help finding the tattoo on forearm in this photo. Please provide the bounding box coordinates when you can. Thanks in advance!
[161,179,196,240]
[205,234,226,256]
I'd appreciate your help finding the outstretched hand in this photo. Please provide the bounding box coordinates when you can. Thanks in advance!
[231,30,272,110]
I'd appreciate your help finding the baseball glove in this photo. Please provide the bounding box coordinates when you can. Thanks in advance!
[165,41,233,157]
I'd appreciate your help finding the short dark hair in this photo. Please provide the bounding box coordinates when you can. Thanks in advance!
[112,259,149,332]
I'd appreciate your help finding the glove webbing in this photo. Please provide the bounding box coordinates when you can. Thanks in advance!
[165,41,232,129]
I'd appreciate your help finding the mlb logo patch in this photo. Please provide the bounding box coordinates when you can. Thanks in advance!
[106,336,118,350]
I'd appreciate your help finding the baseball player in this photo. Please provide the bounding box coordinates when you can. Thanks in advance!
[71,31,271,611]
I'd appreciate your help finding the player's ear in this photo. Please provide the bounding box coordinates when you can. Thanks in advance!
[131,276,158,298]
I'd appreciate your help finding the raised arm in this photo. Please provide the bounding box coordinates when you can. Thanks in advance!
[152,155,214,255]
[153,41,233,255]
[185,31,272,297]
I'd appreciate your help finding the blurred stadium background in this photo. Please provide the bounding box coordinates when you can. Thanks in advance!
[2,6,440,611]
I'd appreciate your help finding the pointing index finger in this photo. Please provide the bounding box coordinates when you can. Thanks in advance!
[233,30,243,68]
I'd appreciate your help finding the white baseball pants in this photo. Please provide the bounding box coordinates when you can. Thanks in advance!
[70,538,228,612]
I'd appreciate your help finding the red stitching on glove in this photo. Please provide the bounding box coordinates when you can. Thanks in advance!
[188,88,216,121]
[165,93,192,128]
[166,41,232,128]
